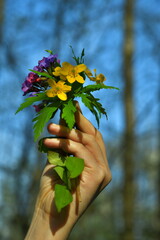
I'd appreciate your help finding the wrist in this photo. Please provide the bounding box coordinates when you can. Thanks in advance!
[25,207,73,240]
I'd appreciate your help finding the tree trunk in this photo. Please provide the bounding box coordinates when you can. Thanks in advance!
[0,0,4,44]
[122,0,135,240]
[156,63,160,238]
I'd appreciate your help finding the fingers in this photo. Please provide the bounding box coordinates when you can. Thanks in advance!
[74,102,107,159]
[74,109,110,173]
[75,107,96,136]
[46,123,104,163]
[44,102,109,171]
[43,138,97,168]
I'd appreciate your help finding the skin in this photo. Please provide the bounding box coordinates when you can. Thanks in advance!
[25,103,112,240]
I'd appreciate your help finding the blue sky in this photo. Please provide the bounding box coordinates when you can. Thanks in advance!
[1,0,159,164]
[0,2,160,239]
[0,1,159,226]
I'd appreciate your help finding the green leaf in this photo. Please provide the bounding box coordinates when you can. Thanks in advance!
[38,138,65,153]
[80,48,85,60]
[54,184,73,212]
[61,100,77,129]
[54,166,68,184]
[65,157,84,178]
[38,138,49,153]
[70,45,79,64]
[82,84,119,93]
[45,49,53,54]
[15,92,47,114]
[47,151,65,166]
[33,104,59,141]
[88,93,108,119]
[69,46,85,64]
[79,93,100,126]
[29,69,55,79]
[79,48,85,63]
[54,166,71,189]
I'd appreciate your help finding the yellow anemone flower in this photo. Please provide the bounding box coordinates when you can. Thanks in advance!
[53,62,86,84]
[85,68,106,84]
[46,79,71,101]
[95,73,106,83]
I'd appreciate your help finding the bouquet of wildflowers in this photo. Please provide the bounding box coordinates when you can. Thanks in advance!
[16,48,118,212]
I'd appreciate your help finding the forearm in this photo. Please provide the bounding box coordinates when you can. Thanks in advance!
[25,208,73,240]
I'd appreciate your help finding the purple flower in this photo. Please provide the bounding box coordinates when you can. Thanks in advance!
[21,53,60,95]
[33,65,44,72]
[47,54,58,63]
[33,104,42,112]
[33,102,45,112]
[22,80,32,95]
[22,72,39,95]
[37,54,60,69]
[48,54,60,64]
[27,72,39,83]
[38,57,50,68]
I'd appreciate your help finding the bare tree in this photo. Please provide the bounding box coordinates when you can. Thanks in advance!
[121,0,135,239]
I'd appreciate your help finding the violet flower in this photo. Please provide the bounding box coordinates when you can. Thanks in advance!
[22,72,39,95]
[33,104,42,112]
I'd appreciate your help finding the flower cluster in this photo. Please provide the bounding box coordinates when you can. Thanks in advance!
[21,50,107,112]
[16,49,118,212]
[22,54,60,96]
[17,48,118,140]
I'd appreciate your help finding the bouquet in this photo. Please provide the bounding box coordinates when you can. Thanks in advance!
[16,47,118,212]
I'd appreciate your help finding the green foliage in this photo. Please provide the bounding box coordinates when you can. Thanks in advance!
[82,84,119,93]
[79,93,107,127]
[32,104,59,141]
[54,166,68,184]
[70,46,85,64]
[38,138,50,153]
[48,151,65,166]
[45,49,53,54]
[15,92,48,114]
[61,100,77,129]
[15,48,119,212]
[29,69,55,79]
[54,184,73,212]
[47,151,84,211]
[65,157,84,178]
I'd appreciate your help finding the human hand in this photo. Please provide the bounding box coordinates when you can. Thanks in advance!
[25,103,111,240]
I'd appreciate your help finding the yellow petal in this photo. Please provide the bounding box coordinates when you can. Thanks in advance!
[47,79,56,87]
[46,89,56,98]
[52,67,61,76]
[75,64,86,73]
[76,74,85,83]
[59,69,69,76]
[63,85,71,92]
[90,77,96,81]
[57,81,65,87]
[85,68,93,76]
[67,75,75,83]
[57,92,67,101]
[62,62,73,71]
[59,75,67,80]
[96,73,106,82]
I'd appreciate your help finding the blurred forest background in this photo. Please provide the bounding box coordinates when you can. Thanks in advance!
[0,0,160,239]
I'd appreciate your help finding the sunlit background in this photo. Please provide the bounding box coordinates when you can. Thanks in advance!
[0,0,160,239]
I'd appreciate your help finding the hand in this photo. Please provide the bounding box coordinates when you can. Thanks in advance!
[25,104,111,240]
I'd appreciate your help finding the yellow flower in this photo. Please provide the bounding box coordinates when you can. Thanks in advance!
[85,68,93,77]
[85,68,106,84]
[53,62,86,84]
[95,73,106,83]
[46,79,71,101]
